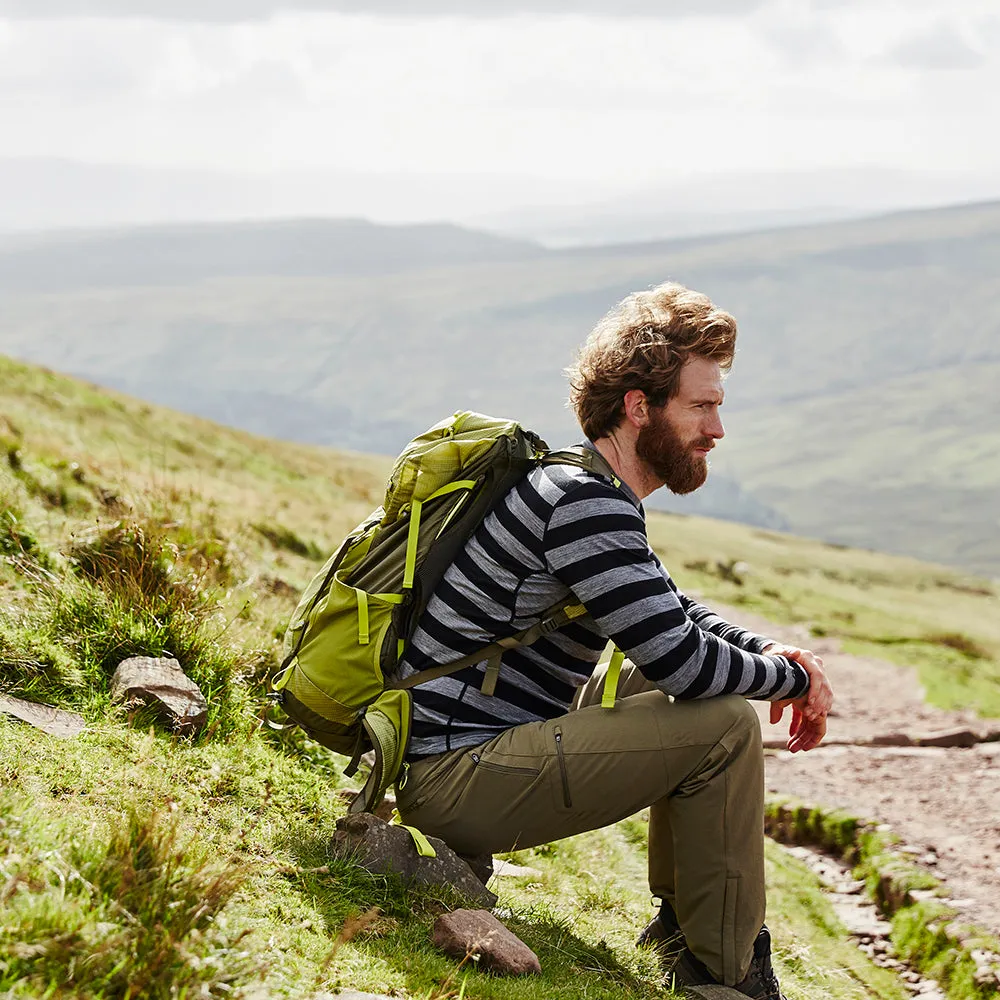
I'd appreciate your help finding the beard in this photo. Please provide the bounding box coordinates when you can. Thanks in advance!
[635,409,712,495]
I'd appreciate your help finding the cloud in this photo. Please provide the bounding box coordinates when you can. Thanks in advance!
[882,23,986,70]
[0,0,767,21]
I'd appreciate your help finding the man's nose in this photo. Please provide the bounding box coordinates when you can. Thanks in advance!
[707,411,725,440]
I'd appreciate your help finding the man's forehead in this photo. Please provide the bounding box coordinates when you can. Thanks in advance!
[678,357,725,399]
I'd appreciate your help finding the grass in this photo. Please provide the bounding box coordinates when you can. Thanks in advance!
[0,801,256,999]
[646,513,1000,718]
[1,353,997,997]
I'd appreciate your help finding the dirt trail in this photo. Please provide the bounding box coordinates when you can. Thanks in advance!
[717,604,1000,938]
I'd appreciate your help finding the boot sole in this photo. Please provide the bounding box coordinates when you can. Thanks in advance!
[682,987,749,999]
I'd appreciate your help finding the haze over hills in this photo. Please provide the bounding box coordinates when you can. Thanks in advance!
[1,200,998,575]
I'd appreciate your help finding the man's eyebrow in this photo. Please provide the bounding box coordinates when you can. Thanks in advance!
[694,389,725,404]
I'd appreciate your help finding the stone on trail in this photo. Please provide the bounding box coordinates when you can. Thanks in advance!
[914,727,979,749]
[871,732,914,747]
[331,813,497,908]
[0,694,87,738]
[492,857,543,879]
[432,908,541,976]
[109,656,208,734]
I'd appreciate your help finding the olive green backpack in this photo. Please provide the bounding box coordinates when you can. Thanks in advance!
[272,411,625,814]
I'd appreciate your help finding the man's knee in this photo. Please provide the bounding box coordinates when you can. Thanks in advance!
[649,692,761,755]
[714,694,762,748]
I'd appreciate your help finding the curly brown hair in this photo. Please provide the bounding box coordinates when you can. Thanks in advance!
[566,281,737,440]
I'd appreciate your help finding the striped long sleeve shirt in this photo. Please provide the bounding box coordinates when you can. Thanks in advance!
[399,454,810,759]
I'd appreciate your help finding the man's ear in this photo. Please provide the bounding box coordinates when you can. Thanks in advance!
[622,389,650,429]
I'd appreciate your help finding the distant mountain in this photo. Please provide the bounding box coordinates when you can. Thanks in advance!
[0,217,545,292]
[1,201,998,574]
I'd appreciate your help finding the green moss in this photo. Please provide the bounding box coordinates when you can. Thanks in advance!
[766,798,1000,999]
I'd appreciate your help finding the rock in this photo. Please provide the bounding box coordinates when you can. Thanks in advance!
[492,858,542,879]
[109,656,207,734]
[0,694,87,738]
[462,852,495,885]
[913,727,978,748]
[872,732,914,747]
[331,813,497,908]
[337,788,396,823]
[431,909,541,975]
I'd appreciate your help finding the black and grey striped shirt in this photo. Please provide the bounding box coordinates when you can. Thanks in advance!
[400,455,810,759]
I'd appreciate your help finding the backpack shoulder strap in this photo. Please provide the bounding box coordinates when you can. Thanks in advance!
[541,445,622,489]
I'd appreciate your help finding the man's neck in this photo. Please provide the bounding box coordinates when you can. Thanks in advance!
[591,434,661,500]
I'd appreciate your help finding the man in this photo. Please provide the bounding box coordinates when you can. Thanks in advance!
[395,281,833,999]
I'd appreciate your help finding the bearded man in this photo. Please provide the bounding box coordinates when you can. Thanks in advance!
[395,281,833,999]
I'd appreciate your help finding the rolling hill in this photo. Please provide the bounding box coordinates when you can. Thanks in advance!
[1,202,998,574]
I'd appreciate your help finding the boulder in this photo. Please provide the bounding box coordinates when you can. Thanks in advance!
[331,813,497,909]
[432,908,541,975]
[0,694,86,738]
[109,656,207,734]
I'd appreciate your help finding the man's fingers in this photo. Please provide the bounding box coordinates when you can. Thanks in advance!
[769,702,785,725]
[788,715,828,753]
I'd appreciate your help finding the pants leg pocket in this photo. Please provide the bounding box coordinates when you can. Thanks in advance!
[469,750,542,779]
[454,749,547,854]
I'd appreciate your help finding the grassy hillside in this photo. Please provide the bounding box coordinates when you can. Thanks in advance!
[1,356,997,998]
[0,202,998,573]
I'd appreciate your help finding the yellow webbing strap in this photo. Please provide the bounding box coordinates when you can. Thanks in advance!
[402,480,476,592]
[602,647,626,709]
[403,498,423,591]
[356,589,369,644]
[481,653,501,697]
[391,810,437,858]
[354,589,403,645]
[426,480,477,500]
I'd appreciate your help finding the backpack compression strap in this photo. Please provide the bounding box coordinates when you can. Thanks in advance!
[389,445,629,705]
[388,599,589,692]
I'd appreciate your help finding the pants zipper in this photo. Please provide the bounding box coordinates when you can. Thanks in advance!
[469,752,539,777]
[554,728,572,808]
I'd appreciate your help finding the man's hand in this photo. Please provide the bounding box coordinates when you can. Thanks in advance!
[761,642,833,722]
[769,697,827,752]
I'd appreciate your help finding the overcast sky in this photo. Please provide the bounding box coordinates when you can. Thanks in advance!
[0,0,997,229]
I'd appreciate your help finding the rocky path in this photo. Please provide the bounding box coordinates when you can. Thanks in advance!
[717,604,1000,939]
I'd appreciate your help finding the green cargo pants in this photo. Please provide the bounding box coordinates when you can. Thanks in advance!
[395,662,765,986]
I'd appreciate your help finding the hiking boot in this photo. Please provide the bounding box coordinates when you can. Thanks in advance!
[671,925,787,1000]
[636,900,685,959]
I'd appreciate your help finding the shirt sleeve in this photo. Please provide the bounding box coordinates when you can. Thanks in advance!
[646,548,778,653]
[542,479,809,702]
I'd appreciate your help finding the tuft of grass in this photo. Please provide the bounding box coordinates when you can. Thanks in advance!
[70,518,185,602]
[0,568,261,736]
[0,506,55,574]
[253,522,323,560]
[926,632,991,660]
[0,802,261,999]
